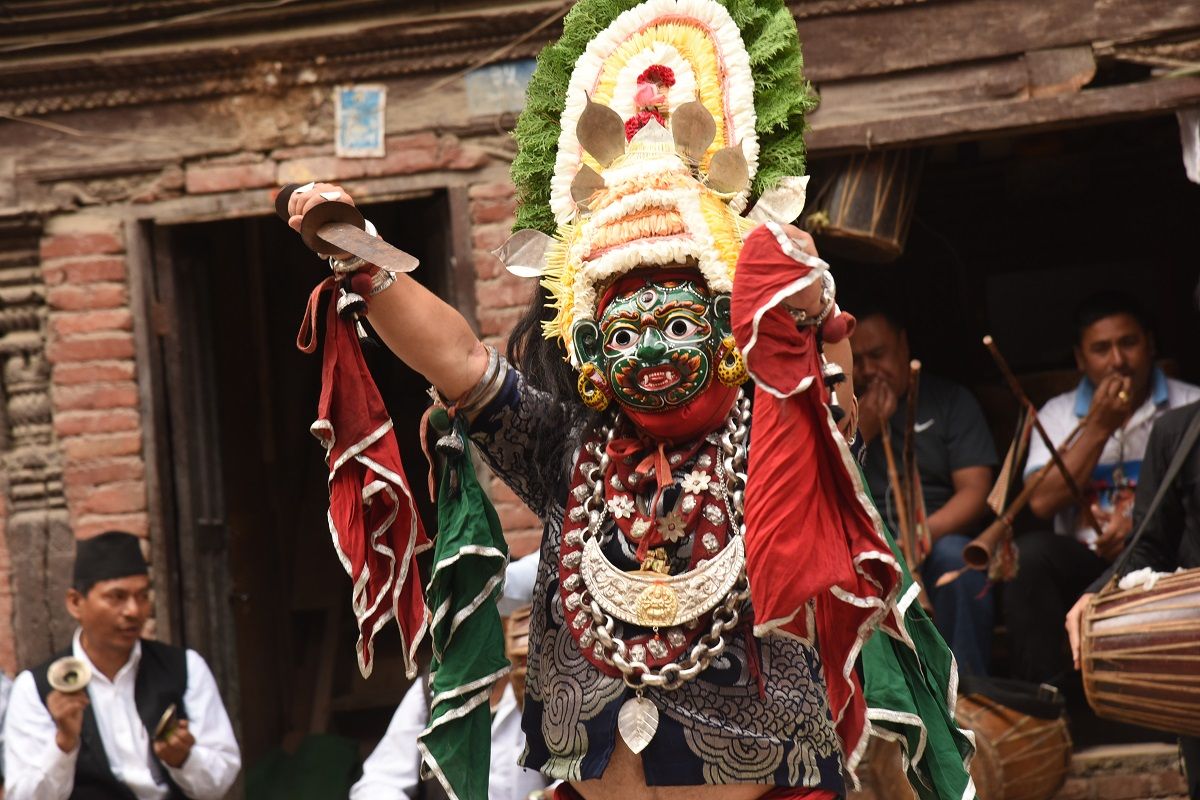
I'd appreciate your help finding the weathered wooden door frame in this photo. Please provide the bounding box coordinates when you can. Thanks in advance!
[125,175,480,757]
[126,218,242,727]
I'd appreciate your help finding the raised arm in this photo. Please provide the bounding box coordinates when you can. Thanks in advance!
[287,183,489,402]
[1028,373,1130,519]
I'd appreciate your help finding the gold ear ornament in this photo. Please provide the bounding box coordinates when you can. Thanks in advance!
[717,335,748,387]
[577,363,612,411]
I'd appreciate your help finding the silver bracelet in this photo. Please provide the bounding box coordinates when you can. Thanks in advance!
[787,271,836,327]
[445,346,506,418]
[326,218,379,274]
[368,270,396,296]
[328,254,366,275]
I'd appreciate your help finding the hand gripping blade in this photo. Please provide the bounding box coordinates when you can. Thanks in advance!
[275,184,420,273]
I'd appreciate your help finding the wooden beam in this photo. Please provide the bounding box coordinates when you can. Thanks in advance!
[1026,47,1097,98]
[808,75,1200,154]
[797,0,1200,83]
[812,47,1099,133]
[1097,0,1200,47]
[798,0,1094,82]
[812,58,1030,130]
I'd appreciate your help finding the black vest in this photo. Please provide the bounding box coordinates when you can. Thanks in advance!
[33,640,190,800]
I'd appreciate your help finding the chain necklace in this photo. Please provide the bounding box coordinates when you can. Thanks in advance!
[571,392,752,752]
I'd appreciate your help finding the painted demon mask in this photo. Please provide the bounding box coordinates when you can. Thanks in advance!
[572,272,731,414]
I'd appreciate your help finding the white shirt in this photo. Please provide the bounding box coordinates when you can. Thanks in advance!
[0,671,12,780]
[497,552,540,617]
[350,680,547,800]
[3,631,241,800]
[1025,369,1200,545]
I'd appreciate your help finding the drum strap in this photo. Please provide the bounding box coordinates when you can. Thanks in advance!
[1108,407,1200,583]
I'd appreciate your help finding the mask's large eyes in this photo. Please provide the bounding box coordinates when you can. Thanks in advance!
[663,316,701,341]
[606,326,638,351]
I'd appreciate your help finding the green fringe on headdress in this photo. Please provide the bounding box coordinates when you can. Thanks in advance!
[511,0,818,235]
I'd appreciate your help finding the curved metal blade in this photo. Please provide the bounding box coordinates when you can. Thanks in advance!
[317,222,420,273]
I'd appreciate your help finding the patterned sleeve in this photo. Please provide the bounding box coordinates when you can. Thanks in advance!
[469,361,577,519]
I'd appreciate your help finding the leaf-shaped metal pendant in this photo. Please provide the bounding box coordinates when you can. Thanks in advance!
[617,696,659,754]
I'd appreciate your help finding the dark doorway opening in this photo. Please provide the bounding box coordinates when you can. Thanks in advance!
[810,114,1199,748]
[147,192,455,776]
[819,114,1200,402]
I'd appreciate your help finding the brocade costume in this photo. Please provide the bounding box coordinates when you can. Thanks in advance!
[471,364,845,791]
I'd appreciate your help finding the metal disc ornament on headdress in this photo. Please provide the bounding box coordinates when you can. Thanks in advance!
[501,0,820,362]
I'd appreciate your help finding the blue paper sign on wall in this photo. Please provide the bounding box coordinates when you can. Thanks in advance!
[464,60,536,117]
[335,84,386,158]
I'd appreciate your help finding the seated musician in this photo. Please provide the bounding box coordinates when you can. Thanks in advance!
[1063,397,1200,797]
[1006,291,1200,690]
[2,532,241,800]
[352,674,544,800]
[350,554,549,800]
[851,301,998,675]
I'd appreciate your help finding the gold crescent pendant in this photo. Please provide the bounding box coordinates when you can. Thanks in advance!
[580,535,745,628]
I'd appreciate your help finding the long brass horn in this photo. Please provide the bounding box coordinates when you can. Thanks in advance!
[983,336,1102,534]
[962,415,1084,572]
[963,515,1018,571]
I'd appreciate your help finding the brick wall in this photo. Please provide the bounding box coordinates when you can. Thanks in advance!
[466,179,542,558]
[42,218,150,543]
[1054,744,1189,800]
[849,739,1189,800]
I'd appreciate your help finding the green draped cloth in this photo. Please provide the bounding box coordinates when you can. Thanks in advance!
[417,417,511,800]
[862,522,977,800]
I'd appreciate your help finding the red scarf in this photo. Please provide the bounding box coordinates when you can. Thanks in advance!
[298,281,430,678]
[730,223,902,769]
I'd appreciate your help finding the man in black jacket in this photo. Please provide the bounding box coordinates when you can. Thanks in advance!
[1066,400,1200,798]
[3,531,240,800]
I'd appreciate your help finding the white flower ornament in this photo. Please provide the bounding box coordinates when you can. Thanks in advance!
[608,495,636,519]
[656,511,688,543]
[681,470,711,494]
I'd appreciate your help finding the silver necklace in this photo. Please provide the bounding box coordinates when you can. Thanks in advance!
[573,392,752,753]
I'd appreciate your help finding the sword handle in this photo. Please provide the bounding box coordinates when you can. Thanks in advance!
[274,184,366,256]
[274,183,305,222]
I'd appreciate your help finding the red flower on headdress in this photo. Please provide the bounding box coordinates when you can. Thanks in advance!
[625,109,665,141]
[637,65,676,87]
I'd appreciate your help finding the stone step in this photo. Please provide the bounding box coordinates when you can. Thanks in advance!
[849,740,1188,800]
[1054,743,1188,800]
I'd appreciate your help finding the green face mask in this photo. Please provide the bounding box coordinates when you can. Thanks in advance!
[573,278,731,412]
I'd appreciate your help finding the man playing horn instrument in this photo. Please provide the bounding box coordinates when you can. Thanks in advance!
[1005,292,1199,690]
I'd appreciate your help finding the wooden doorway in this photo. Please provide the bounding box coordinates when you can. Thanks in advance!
[136,191,460,771]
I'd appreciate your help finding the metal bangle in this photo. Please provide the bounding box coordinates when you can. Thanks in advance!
[328,254,367,275]
[789,272,836,328]
[443,346,506,418]
[368,270,396,296]
[814,270,837,325]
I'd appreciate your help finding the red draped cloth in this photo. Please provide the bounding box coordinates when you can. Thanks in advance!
[299,282,430,678]
[730,223,902,768]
